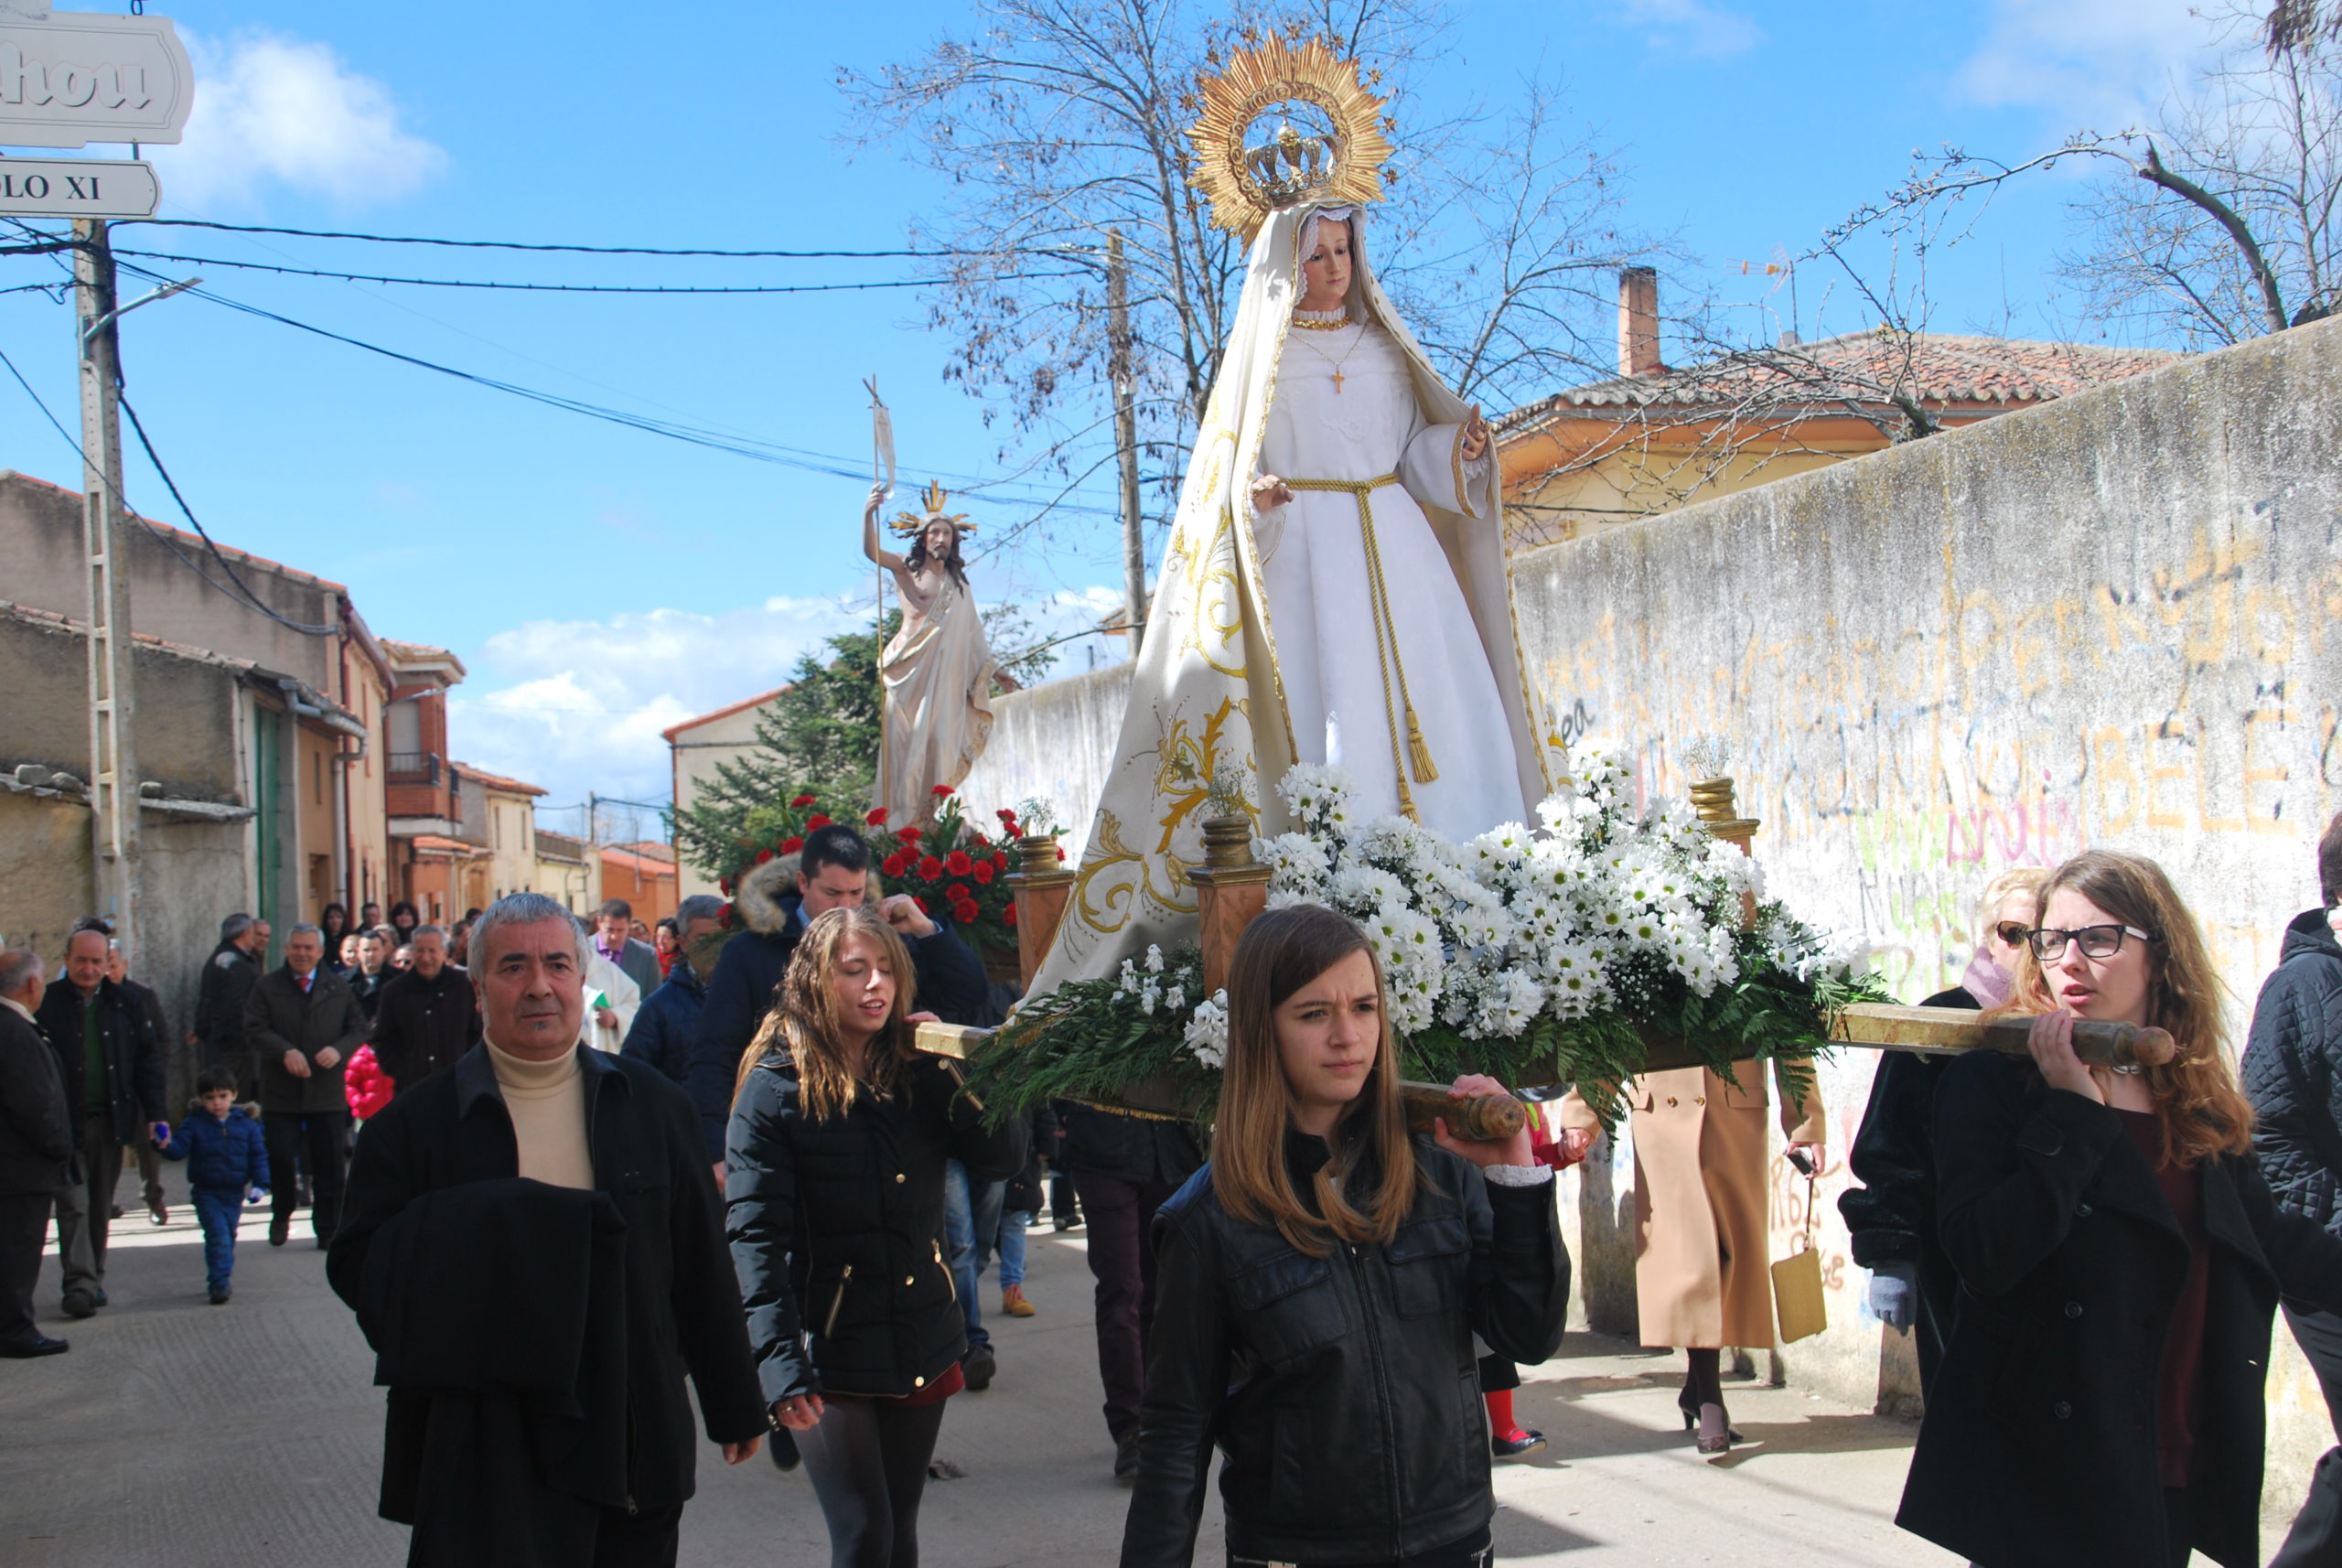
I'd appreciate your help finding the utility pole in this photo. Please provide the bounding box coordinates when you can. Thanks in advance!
[1107,230,1146,656]
[75,218,140,962]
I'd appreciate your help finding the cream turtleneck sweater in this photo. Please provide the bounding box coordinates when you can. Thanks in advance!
[485,1039,593,1190]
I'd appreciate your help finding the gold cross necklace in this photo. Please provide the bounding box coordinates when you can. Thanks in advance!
[1289,312,1363,393]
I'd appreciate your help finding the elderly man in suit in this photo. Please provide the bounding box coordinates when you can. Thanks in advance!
[0,951,74,1357]
[36,925,166,1318]
[245,923,368,1250]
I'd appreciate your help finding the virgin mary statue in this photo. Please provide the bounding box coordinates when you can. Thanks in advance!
[1032,41,1552,993]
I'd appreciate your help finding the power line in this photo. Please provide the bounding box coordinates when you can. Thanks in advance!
[127,218,962,260]
[118,393,338,635]
[0,338,335,635]
[109,248,1084,295]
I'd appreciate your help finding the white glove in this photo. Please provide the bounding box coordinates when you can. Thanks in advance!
[1868,1262,1918,1330]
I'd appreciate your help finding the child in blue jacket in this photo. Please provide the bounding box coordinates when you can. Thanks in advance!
[156,1067,271,1304]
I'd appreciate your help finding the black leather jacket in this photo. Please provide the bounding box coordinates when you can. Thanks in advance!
[1122,1135,1568,1567]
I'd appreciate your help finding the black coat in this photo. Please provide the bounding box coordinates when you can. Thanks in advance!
[621,963,705,1086]
[245,966,368,1114]
[1123,1139,1570,1568]
[34,976,165,1145]
[328,1044,765,1547]
[0,1005,73,1195]
[2241,908,2342,1234]
[1897,1050,2342,1568]
[725,1050,1026,1406]
[1837,983,1971,1391]
[1059,1101,1205,1188]
[348,968,390,1023]
[191,940,261,1056]
[367,966,481,1095]
[687,895,990,1160]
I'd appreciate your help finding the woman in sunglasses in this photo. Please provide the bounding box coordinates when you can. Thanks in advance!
[1896,849,2342,1568]
[1842,867,2045,1395]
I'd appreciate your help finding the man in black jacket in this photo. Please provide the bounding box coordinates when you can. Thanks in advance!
[103,939,173,1227]
[245,924,368,1248]
[687,824,987,1172]
[2243,810,2342,1566]
[1061,1104,1205,1478]
[36,926,166,1317]
[0,951,73,1358]
[191,913,268,1099]
[329,892,764,1567]
[367,926,479,1096]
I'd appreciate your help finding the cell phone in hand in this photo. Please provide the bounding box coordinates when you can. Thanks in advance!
[1786,1147,1816,1177]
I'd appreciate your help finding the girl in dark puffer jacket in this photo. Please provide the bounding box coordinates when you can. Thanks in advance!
[725,907,1025,1568]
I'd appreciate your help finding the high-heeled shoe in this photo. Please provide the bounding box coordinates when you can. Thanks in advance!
[1677,1391,1742,1444]
[1694,1402,1734,1455]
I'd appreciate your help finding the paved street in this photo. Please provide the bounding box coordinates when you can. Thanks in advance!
[0,1162,1955,1567]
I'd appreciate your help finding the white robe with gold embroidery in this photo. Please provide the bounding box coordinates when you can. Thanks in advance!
[1029,202,1552,994]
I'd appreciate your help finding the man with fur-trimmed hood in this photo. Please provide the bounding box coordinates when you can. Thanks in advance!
[684,822,987,1174]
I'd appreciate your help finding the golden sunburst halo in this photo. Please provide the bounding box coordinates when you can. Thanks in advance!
[1187,36,1394,242]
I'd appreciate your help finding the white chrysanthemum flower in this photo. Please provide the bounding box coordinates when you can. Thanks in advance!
[1259,832,1333,889]
[1329,864,1408,915]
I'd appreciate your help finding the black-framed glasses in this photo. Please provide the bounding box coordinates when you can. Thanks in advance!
[2025,924,2157,961]
[1992,921,2031,949]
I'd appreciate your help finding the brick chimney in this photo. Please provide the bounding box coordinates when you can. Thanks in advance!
[1617,266,1664,378]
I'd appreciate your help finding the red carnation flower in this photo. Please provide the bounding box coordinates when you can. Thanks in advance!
[913,896,929,914]
[970,832,989,849]
[952,900,978,923]
[780,835,804,854]
[755,849,774,865]
[805,813,832,830]
[1057,846,1068,862]
[718,901,733,922]
[991,852,1008,872]
[882,853,908,877]
[996,807,1016,822]
[918,855,944,880]
[972,862,994,885]
[947,883,971,902]
[946,850,973,875]
[865,808,889,826]
[897,827,922,844]
[791,794,817,808]
[931,784,954,798]
[1004,905,1019,928]
[719,876,733,896]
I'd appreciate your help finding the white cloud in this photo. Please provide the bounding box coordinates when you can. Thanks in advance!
[1619,0,1763,59]
[446,596,865,811]
[151,33,446,209]
[1955,0,2218,129]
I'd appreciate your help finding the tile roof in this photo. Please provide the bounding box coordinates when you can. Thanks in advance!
[1498,332,2184,432]
[661,685,790,742]
[452,761,547,797]
[2,469,352,594]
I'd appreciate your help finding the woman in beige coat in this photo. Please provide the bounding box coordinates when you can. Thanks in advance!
[1561,1058,1824,1453]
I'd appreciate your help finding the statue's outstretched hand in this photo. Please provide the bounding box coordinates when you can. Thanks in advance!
[1251,473,1294,512]
[865,480,888,521]
[1460,405,1489,463]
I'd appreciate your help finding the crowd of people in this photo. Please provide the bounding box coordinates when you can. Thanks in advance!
[6,808,2342,1568]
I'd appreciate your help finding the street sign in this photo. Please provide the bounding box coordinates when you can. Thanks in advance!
[0,8,193,149]
[0,155,156,216]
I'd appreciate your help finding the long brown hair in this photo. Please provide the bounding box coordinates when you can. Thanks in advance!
[1213,905,1420,1255]
[1994,849,2250,1167]
[730,906,918,1122]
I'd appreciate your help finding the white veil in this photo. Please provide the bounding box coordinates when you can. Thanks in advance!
[1027,199,1552,993]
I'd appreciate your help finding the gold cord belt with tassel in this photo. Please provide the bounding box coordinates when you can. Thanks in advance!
[1281,471,1438,822]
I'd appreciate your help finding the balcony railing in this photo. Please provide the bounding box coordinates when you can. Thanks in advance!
[387,753,440,785]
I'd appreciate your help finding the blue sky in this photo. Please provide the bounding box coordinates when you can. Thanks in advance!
[0,0,2223,829]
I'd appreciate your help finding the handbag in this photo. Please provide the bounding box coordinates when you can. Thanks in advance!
[1771,1162,1828,1345]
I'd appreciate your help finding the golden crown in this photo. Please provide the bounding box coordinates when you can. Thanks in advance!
[888,479,976,537]
[1187,36,1394,242]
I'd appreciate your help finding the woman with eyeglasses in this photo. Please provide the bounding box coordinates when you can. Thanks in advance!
[1842,867,2046,1395]
[1896,849,2342,1568]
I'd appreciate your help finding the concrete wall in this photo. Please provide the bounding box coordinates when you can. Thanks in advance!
[956,662,1135,858]
[668,693,787,899]
[1511,315,2342,1521]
